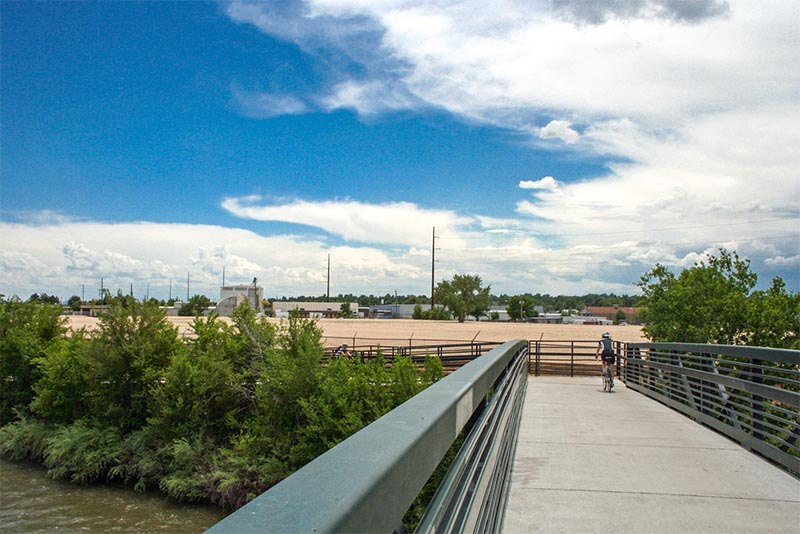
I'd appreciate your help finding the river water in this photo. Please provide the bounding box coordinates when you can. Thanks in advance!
[0,459,227,533]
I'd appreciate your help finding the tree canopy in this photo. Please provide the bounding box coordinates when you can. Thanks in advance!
[178,294,214,316]
[435,274,491,322]
[506,295,537,321]
[637,249,799,348]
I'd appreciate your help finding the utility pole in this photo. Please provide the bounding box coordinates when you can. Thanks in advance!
[431,227,438,309]
[186,272,190,302]
[327,253,331,301]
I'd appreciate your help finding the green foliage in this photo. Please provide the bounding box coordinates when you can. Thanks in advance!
[435,274,491,322]
[28,293,61,305]
[31,332,93,423]
[506,295,537,321]
[67,295,82,311]
[0,416,54,462]
[0,302,446,513]
[746,277,800,349]
[422,354,445,384]
[338,302,354,318]
[637,249,798,348]
[0,299,66,424]
[292,356,393,464]
[43,420,125,484]
[413,304,452,320]
[178,294,214,316]
[89,301,183,431]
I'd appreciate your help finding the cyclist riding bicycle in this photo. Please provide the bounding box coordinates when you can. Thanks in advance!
[595,332,615,389]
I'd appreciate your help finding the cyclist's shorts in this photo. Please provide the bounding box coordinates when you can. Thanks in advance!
[602,354,615,364]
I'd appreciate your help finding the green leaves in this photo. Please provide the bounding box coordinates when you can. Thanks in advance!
[436,274,491,322]
[1,301,445,511]
[637,249,798,348]
[506,295,537,321]
[0,299,66,424]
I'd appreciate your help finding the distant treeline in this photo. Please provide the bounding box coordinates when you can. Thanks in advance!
[0,300,444,520]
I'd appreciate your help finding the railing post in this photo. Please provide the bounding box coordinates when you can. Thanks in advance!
[751,358,764,441]
[570,341,574,377]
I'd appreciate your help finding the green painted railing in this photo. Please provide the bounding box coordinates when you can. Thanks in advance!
[206,339,529,533]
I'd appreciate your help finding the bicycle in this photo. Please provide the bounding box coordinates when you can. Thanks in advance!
[601,360,614,392]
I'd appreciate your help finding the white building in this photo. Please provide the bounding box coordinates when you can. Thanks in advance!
[217,282,263,316]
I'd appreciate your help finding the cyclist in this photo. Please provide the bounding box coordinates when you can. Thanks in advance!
[333,343,350,358]
[595,332,615,389]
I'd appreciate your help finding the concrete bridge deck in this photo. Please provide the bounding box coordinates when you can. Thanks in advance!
[504,376,800,533]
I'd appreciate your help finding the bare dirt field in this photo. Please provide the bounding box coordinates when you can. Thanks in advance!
[66,315,646,346]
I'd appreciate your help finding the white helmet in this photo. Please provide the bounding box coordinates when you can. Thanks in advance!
[602,332,610,339]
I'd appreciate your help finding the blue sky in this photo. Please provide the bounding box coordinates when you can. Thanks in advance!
[1,0,798,301]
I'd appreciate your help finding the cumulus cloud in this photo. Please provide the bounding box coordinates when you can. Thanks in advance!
[539,120,579,143]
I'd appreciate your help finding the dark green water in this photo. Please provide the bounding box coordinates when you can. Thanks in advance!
[0,459,227,533]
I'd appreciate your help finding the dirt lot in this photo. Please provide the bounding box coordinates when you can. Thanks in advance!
[66,315,646,346]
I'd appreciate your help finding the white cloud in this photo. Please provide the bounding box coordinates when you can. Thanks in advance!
[519,176,559,191]
[221,196,471,247]
[539,120,579,143]
[0,220,429,299]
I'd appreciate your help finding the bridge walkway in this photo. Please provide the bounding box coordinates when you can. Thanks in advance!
[504,376,800,533]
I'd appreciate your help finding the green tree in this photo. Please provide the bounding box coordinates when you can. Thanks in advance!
[507,295,536,321]
[0,299,66,424]
[636,249,795,346]
[178,294,213,317]
[88,301,183,432]
[31,333,92,424]
[614,309,627,324]
[67,295,82,312]
[746,277,800,349]
[435,274,491,323]
[338,302,354,318]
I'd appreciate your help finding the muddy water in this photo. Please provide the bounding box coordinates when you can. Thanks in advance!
[0,459,226,533]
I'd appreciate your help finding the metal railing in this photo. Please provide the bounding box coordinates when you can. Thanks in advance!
[206,340,529,534]
[623,343,799,474]
[325,341,504,373]
[529,339,624,377]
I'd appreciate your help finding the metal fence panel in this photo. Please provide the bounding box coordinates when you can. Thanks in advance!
[623,343,799,474]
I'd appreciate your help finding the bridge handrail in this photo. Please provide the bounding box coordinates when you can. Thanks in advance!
[623,342,799,474]
[206,339,529,533]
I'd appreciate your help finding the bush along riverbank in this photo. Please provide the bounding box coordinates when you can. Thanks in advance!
[0,300,444,510]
